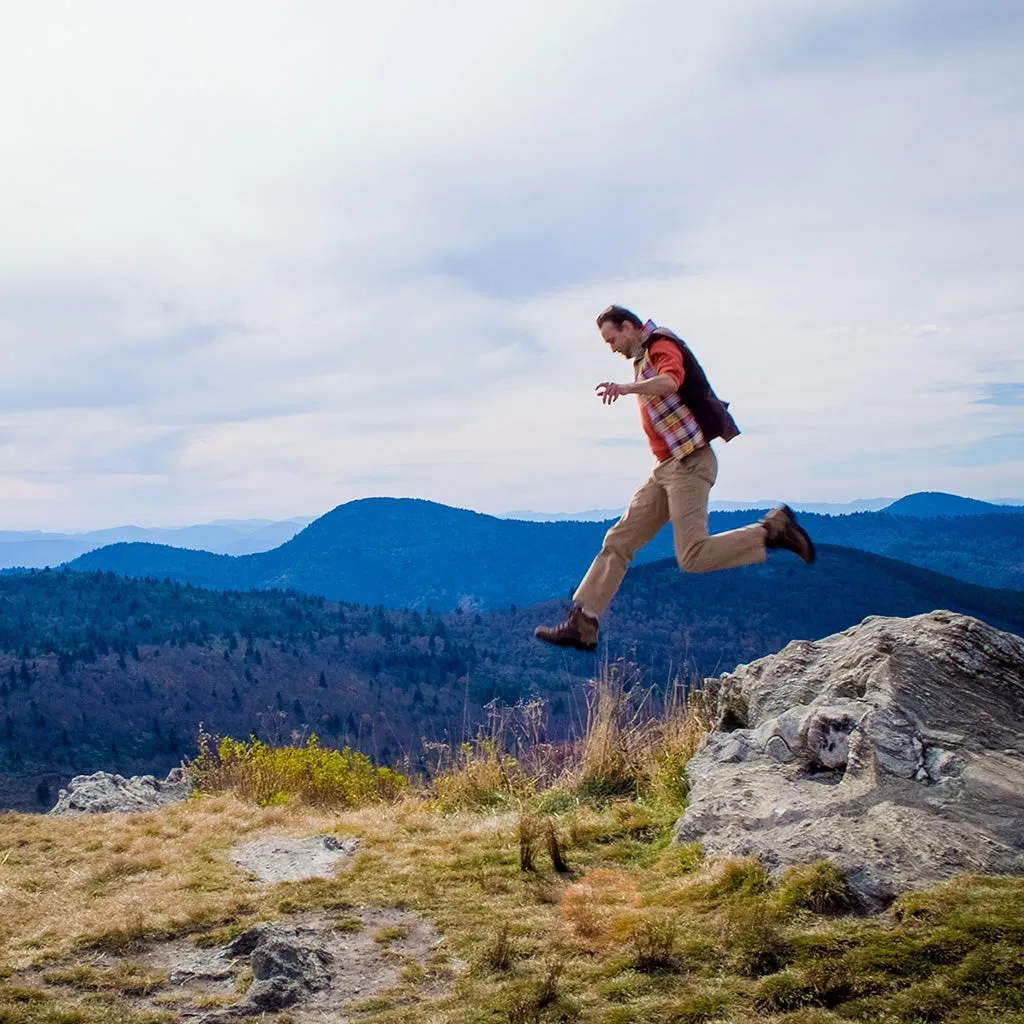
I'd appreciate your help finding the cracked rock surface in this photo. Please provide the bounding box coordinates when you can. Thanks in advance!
[674,611,1024,910]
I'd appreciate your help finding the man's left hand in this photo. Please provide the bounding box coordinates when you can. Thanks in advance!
[596,382,631,405]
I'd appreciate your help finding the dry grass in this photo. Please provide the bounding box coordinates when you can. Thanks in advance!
[0,798,345,969]
[1,795,1023,1022]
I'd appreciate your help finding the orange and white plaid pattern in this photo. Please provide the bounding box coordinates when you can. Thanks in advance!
[634,321,705,459]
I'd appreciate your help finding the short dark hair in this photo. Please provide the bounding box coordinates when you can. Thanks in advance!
[596,305,643,330]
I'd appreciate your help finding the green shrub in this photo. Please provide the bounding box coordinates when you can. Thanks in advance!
[429,738,533,811]
[191,730,406,808]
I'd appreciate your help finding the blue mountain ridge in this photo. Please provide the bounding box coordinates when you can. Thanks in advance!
[884,491,1024,518]
[65,497,1024,608]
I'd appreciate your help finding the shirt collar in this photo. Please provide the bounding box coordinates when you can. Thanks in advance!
[634,319,657,361]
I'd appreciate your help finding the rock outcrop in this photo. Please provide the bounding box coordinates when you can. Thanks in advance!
[48,767,191,814]
[674,611,1024,910]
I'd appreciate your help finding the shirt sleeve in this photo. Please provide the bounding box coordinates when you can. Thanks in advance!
[648,339,685,389]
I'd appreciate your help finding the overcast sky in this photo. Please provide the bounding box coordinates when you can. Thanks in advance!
[1,1,1022,530]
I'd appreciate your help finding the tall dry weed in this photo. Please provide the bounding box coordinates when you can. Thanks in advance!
[576,659,712,807]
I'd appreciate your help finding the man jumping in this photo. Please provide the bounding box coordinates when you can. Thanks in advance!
[535,305,815,652]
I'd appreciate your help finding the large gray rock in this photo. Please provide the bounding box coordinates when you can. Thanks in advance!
[674,611,1024,910]
[216,923,332,1017]
[48,767,191,814]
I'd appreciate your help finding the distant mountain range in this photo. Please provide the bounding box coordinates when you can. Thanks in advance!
[0,517,313,570]
[62,495,1024,609]
[2,543,1022,809]
[4,492,1020,574]
[503,498,897,519]
[504,493,1024,520]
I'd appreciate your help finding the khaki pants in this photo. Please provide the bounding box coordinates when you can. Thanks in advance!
[573,446,766,617]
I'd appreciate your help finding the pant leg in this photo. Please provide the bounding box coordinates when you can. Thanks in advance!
[659,446,766,573]
[573,472,670,616]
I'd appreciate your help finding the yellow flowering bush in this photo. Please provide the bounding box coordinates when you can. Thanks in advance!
[191,730,406,808]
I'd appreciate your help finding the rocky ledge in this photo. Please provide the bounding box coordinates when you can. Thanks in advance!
[48,767,191,814]
[674,610,1024,910]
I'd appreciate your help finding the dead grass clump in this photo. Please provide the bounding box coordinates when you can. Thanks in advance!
[503,960,572,1024]
[519,813,540,871]
[559,869,642,951]
[517,814,570,874]
[646,685,713,808]
[79,854,166,898]
[478,921,519,973]
[544,819,570,874]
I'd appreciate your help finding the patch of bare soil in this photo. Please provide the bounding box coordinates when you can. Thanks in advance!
[35,907,456,1022]
[231,834,360,884]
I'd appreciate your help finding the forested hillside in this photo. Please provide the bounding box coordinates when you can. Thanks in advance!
[3,545,1022,810]
[65,498,1024,610]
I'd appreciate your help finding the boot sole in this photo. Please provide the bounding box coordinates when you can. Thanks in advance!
[795,524,816,564]
[534,631,598,653]
[780,505,816,564]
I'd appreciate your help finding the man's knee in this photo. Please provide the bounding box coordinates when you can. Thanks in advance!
[676,542,711,574]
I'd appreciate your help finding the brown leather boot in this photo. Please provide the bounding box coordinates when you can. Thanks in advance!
[760,505,816,563]
[534,604,599,652]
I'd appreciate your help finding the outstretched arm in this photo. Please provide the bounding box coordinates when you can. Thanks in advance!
[595,375,677,405]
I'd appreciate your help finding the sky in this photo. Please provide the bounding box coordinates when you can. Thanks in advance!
[1,0,1022,530]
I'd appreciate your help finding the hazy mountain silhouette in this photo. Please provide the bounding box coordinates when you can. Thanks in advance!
[0,517,313,571]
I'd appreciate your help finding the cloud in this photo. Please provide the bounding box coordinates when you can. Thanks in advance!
[0,0,1022,529]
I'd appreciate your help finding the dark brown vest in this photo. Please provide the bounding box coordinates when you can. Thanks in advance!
[647,328,740,443]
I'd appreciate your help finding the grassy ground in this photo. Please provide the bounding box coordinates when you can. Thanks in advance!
[1,791,1022,1024]
[2,674,1021,1022]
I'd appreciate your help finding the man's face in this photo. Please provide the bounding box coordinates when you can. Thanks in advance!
[600,321,638,358]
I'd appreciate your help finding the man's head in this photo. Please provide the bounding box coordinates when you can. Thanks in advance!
[596,304,644,358]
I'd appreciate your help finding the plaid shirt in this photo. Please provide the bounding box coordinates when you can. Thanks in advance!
[634,320,705,459]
